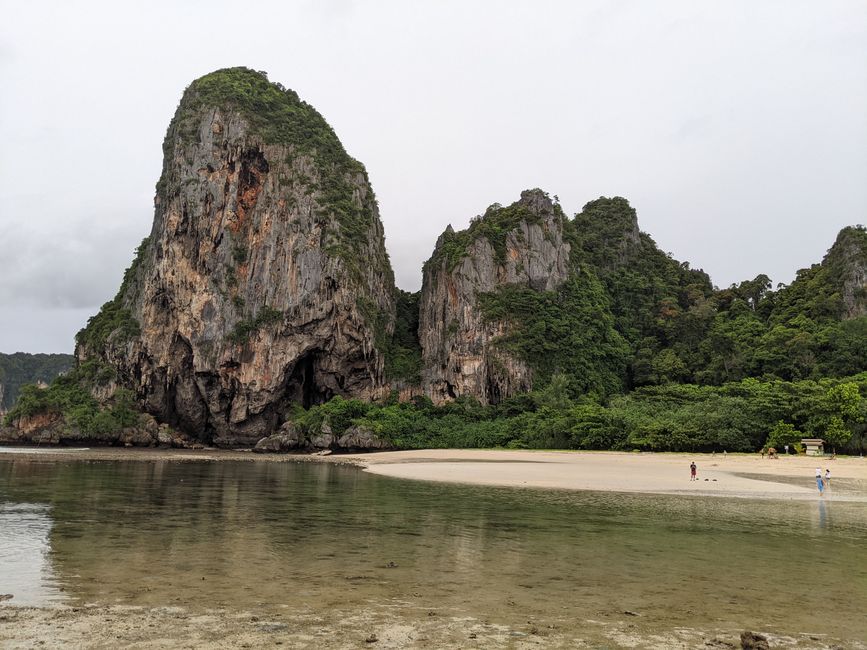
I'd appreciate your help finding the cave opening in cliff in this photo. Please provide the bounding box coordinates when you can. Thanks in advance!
[285,351,333,409]
[486,377,502,405]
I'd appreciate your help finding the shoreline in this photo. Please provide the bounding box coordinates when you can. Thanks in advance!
[2,445,864,501]
[4,602,857,650]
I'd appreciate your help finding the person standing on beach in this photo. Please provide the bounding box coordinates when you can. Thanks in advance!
[824,468,831,487]
[690,462,697,481]
[816,472,825,495]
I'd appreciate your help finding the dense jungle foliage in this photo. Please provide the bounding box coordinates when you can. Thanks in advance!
[4,360,140,435]
[0,353,75,411]
[290,373,866,454]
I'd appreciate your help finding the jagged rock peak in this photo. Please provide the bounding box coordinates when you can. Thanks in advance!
[76,67,396,446]
[419,189,573,404]
[516,187,557,213]
[824,225,867,319]
[573,196,642,269]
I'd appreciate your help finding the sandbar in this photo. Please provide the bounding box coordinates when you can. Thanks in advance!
[349,449,866,500]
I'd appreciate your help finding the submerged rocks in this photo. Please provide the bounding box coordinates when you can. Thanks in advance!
[739,631,769,650]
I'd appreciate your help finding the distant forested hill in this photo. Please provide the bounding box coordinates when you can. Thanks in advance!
[0,353,75,411]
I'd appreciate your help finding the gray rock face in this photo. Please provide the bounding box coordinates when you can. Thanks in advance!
[253,421,388,452]
[826,226,867,319]
[253,421,303,453]
[337,424,389,450]
[0,410,193,448]
[308,421,335,449]
[80,69,395,446]
[419,190,572,404]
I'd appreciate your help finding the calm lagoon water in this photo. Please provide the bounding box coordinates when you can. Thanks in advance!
[1,457,865,642]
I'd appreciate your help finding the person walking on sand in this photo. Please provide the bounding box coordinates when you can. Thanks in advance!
[824,468,831,487]
[816,472,825,495]
[690,462,697,481]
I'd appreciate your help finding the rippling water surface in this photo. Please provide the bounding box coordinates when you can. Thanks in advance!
[1,457,865,641]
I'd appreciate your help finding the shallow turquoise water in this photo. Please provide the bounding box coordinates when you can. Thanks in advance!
[1,457,865,642]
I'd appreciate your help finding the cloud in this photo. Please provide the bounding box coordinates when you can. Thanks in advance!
[0,195,148,310]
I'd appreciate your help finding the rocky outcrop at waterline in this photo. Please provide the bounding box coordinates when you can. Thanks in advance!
[76,67,396,447]
[252,422,390,453]
[0,410,201,449]
[419,190,573,404]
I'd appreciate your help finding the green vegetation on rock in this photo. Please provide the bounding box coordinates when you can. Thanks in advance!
[0,353,75,411]
[161,67,393,290]
[4,360,140,435]
[75,237,150,353]
[286,372,867,453]
[357,290,422,383]
[478,272,630,397]
[228,305,284,345]
[425,199,552,273]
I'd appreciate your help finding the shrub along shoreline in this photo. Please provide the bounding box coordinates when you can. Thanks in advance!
[289,372,867,454]
[5,368,865,454]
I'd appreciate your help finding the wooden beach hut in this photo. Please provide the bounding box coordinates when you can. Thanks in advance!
[801,438,824,456]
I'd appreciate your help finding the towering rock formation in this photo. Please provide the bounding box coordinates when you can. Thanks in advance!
[824,226,867,319]
[77,68,395,445]
[419,190,573,404]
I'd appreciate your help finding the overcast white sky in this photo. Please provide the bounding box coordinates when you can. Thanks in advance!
[1,0,866,353]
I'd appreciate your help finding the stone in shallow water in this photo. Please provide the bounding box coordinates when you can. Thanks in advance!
[739,631,769,650]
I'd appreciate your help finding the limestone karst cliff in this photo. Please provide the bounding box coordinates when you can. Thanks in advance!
[419,190,574,404]
[5,67,866,451]
[76,68,396,446]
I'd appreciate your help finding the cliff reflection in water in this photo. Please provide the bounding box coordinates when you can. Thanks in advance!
[0,500,63,606]
[1,459,866,642]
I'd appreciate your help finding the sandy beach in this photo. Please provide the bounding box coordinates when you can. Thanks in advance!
[352,449,867,500]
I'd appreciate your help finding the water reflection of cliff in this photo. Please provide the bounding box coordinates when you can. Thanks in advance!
[1,459,866,640]
[0,497,63,605]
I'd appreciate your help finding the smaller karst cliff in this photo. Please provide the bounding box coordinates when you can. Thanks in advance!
[419,190,573,404]
[76,68,396,446]
[825,226,867,319]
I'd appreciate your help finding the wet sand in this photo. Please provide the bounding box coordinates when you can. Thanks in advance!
[1,602,858,649]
